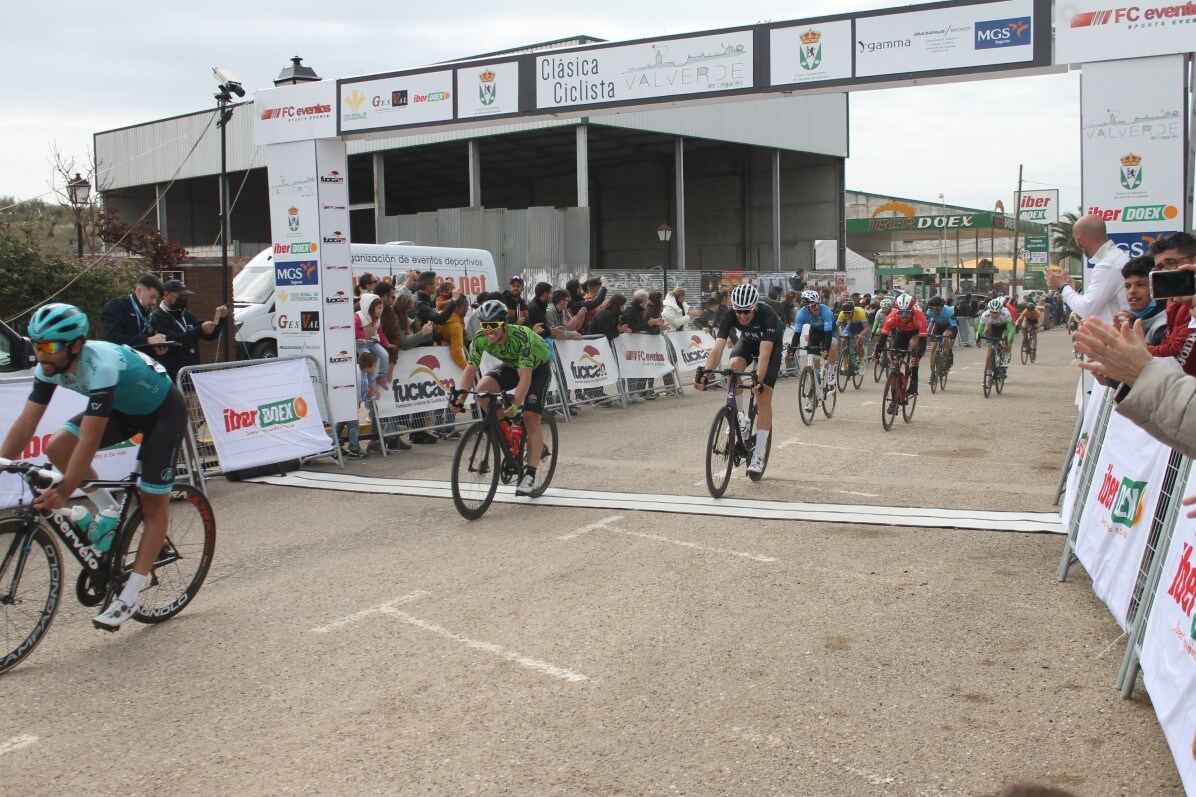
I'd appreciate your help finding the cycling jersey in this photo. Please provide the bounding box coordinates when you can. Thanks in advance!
[879,308,929,337]
[792,304,834,333]
[925,306,957,330]
[1017,309,1042,326]
[31,341,172,416]
[836,307,867,325]
[466,324,551,370]
[871,308,892,334]
[978,308,1013,326]
[716,303,784,345]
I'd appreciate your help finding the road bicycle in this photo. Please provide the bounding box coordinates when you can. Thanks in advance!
[982,336,1010,398]
[0,458,216,675]
[697,367,771,498]
[449,391,559,519]
[881,347,917,431]
[797,345,837,426]
[927,332,952,394]
[1020,327,1037,365]
[836,330,865,392]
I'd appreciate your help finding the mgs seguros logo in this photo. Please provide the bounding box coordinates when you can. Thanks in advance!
[274,260,318,286]
[571,345,608,381]
[396,354,457,403]
[975,16,1031,49]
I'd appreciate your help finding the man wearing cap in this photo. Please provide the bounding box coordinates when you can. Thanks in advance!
[501,276,527,325]
[148,279,229,380]
[101,273,169,349]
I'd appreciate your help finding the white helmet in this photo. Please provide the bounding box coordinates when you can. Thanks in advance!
[987,297,1005,313]
[879,297,893,310]
[800,289,820,304]
[730,283,760,311]
[894,294,915,311]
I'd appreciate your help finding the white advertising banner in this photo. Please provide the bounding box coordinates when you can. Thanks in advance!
[1081,56,1187,257]
[456,62,520,118]
[666,330,717,377]
[0,381,141,509]
[612,333,674,379]
[339,70,455,133]
[536,31,753,110]
[192,359,331,472]
[374,348,467,420]
[855,0,1036,78]
[556,337,619,390]
[1061,383,1109,525]
[1018,189,1059,225]
[769,21,853,86]
[1074,411,1173,628]
[1056,0,1196,65]
[1140,464,1196,797]
[268,140,324,364]
[253,81,337,146]
[314,140,357,423]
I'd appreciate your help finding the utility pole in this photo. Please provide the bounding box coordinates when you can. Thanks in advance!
[1011,164,1023,301]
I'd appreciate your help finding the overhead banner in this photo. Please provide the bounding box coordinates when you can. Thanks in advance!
[0,380,140,510]
[1056,0,1196,65]
[1140,464,1196,797]
[536,30,754,110]
[1081,55,1187,259]
[1018,189,1059,225]
[456,62,520,119]
[1074,410,1173,628]
[339,70,455,133]
[666,330,717,377]
[253,81,337,146]
[611,334,674,379]
[191,359,332,472]
[854,0,1037,78]
[1061,384,1109,525]
[555,337,619,390]
[374,348,467,419]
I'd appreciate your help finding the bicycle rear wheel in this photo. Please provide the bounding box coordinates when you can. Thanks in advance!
[995,359,1007,394]
[929,353,939,394]
[938,351,949,391]
[116,484,217,624]
[873,352,885,383]
[836,355,850,392]
[1021,337,1030,365]
[798,368,816,426]
[451,421,501,519]
[851,355,863,390]
[525,412,558,498]
[983,349,995,398]
[705,407,736,498]
[0,519,62,675]
[881,373,899,431]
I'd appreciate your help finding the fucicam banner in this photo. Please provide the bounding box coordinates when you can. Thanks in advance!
[666,330,716,377]
[374,348,467,419]
[1140,463,1196,797]
[0,380,141,509]
[191,359,332,472]
[555,337,619,390]
[1061,383,1109,525]
[612,333,674,380]
[1074,410,1173,628]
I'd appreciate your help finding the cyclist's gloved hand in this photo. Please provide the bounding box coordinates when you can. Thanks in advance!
[449,389,467,411]
[505,403,522,419]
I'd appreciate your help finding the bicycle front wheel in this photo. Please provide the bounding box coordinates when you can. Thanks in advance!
[705,407,736,498]
[836,356,850,392]
[452,422,501,519]
[881,373,899,431]
[1021,337,1030,365]
[851,356,863,390]
[798,368,816,426]
[822,367,837,418]
[526,412,558,498]
[117,484,217,624]
[0,519,62,675]
[929,354,939,394]
[983,349,995,398]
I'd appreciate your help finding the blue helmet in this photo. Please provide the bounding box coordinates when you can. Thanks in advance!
[28,303,89,342]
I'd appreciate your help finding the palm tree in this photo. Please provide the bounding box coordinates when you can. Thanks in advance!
[1051,211,1083,274]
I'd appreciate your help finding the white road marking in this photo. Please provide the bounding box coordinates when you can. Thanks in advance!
[776,439,849,451]
[596,523,777,563]
[311,590,430,633]
[557,515,623,541]
[834,490,880,498]
[0,735,38,756]
[386,609,589,682]
[885,452,920,457]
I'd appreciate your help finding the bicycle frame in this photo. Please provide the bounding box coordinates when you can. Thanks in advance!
[457,391,528,475]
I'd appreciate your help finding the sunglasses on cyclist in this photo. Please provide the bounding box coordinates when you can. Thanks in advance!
[480,321,506,330]
[33,340,70,354]
[734,309,754,316]
[897,310,913,317]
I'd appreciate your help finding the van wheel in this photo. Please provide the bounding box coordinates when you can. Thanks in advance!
[250,340,277,359]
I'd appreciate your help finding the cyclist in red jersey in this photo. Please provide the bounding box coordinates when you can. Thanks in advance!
[873,294,929,395]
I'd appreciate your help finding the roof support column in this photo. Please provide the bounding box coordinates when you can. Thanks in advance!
[155,183,168,241]
[576,124,589,208]
[772,150,782,271]
[372,153,386,217]
[468,140,482,208]
[674,138,686,271]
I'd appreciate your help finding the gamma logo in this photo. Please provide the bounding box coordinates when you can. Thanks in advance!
[571,345,608,381]
[1095,464,1148,527]
[975,17,1031,49]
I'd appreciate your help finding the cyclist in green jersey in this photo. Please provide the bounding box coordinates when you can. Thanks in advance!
[451,300,553,496]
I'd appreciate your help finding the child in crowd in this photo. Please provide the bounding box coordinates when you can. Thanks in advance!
[337,351,379,459]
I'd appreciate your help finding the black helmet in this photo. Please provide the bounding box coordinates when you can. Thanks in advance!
[840,300,855,313]
[928,296,944,308]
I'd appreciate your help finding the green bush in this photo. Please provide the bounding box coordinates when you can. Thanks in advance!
[0,223,142,336]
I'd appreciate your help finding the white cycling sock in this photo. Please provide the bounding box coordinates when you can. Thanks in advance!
[755,430,770,453]
[89,488,119,513]
[119,572,148,605]
[735,392,747,415]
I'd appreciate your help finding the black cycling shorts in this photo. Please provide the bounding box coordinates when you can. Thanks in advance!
[889,330,927,358]
[484,362,553,414]
[806,327,834,352]
[728,340,782,388]
[929,322,957,339]
[62,385,187,495]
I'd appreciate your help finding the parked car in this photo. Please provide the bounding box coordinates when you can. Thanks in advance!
[0,319,34,376]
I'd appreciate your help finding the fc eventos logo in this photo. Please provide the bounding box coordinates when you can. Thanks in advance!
[975,17,1031,49]
[275,261,318,286]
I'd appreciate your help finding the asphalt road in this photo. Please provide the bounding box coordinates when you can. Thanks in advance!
[0,327,1182,796]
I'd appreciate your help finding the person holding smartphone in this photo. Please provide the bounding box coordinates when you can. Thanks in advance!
[1145,232,1196,374]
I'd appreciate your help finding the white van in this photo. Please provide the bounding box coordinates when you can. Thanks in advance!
[233,242,499,358]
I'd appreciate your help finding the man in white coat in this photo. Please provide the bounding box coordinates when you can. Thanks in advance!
[1045,214,1127,323]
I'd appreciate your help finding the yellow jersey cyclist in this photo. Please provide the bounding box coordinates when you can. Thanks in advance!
[694,283,783,477]
[0,303,188,631]
[450,299,553,497]
[1015,299,1042,352]
[924,296,958,368]
[835,300,868,363]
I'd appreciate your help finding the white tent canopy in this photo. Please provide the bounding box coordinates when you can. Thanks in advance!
[813,240,875,295]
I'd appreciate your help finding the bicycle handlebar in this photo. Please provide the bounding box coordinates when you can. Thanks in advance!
[0,457,63,490]
[695,367,759,387]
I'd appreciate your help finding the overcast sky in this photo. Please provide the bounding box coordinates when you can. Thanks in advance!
[5,0,1081,215]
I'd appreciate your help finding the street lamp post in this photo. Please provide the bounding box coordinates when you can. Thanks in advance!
[66,173,91,258]
[657,222,673,293]
[213,68,246,362]
[937,193,946,296]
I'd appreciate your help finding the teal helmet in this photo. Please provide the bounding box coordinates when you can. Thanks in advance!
[28,303,89,342]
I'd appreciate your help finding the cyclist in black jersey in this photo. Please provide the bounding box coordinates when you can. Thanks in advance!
[694,283,782,477]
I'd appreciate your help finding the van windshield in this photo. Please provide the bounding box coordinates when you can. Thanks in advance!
[234,266,274,305]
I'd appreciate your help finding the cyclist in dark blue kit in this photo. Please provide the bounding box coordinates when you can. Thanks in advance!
[694,284,783,477]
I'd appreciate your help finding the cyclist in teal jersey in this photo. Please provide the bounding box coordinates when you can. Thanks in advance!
[0,304,188,630]
[451,300,553,496]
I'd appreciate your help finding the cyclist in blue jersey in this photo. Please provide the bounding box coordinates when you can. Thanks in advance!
[0,304,188,630]
[791,289,839,392]
[924,296,958,370]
